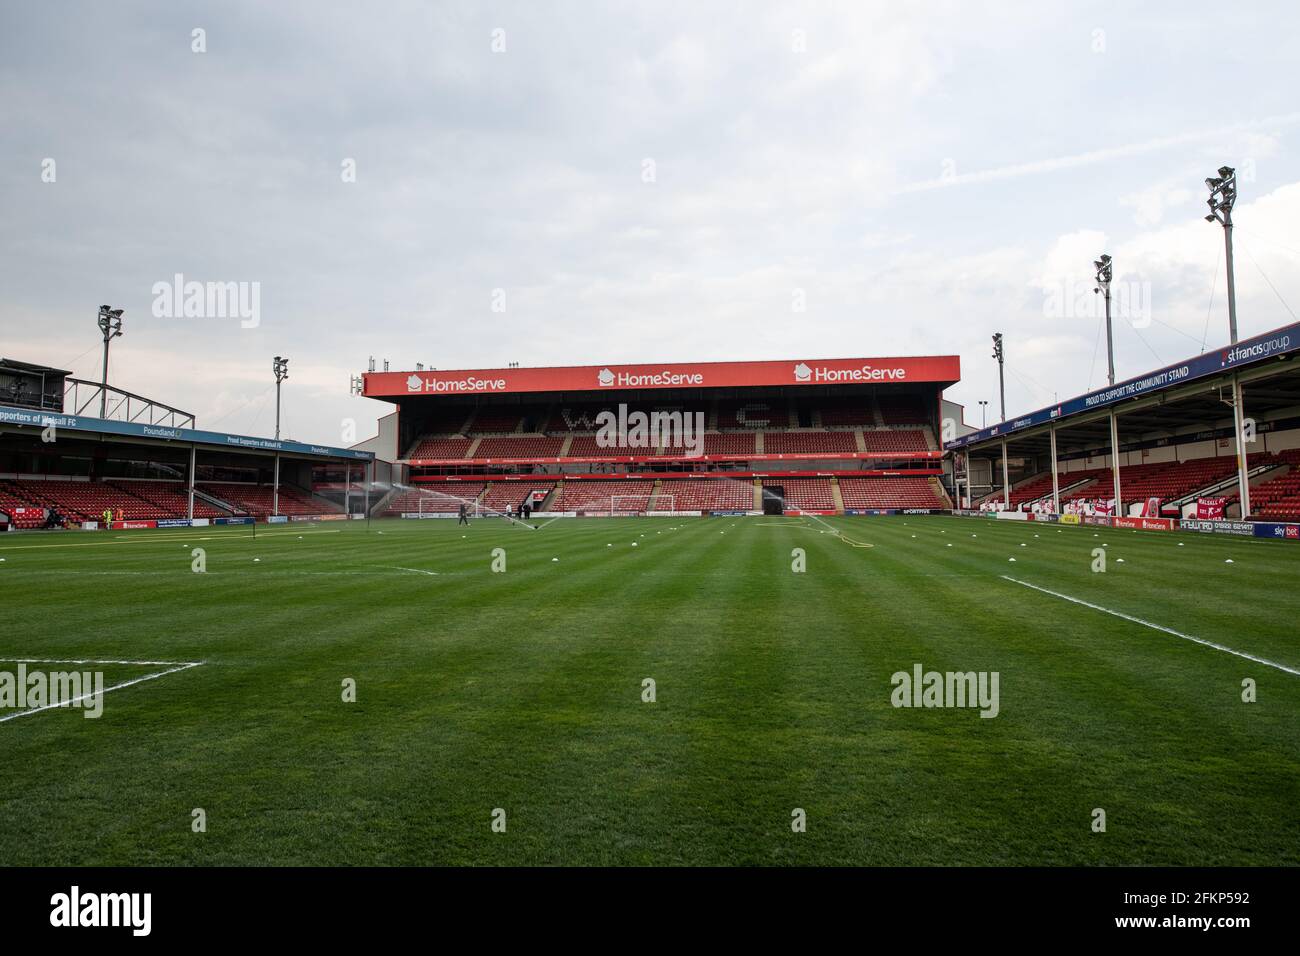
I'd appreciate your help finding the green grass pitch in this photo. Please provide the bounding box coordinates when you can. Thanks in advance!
[1,514,1297,866]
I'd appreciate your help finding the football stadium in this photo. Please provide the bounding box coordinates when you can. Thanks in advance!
[4,1,1297,935]
[3,325,1299,875]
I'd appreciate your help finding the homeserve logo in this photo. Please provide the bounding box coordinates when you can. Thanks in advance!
[794,362,907,383]
[598,368,703,387]
[405,374,507,393]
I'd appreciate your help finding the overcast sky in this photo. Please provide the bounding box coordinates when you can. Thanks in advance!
[2,1,1298,446]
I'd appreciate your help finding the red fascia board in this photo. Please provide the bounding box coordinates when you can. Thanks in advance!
[366,355,960,398]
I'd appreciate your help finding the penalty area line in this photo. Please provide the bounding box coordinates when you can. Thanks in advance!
[1000,576,1300,677]
[0,660,205,723]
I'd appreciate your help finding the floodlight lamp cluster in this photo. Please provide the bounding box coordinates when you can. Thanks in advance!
[1205,166,1236,224]
[1093,253,1112,294]
[97,305,124,338]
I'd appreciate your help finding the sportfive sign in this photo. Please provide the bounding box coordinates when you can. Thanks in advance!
[366,355,960,397]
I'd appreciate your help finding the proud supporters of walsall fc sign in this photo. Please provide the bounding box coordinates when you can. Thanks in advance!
[366,356,960,397]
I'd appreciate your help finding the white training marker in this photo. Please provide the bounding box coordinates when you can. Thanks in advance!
[1225,558,1234,564]
[1117,558,1125,563]
[1178,542,1185,547]
[552,557,559,562]
[1008,557,1016,562]
[632,542,638,547]
[253,558,260,563]
[946,543,953,548]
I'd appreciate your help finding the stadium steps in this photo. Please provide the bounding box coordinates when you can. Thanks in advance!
[540,484,560,511]
[754,432,764,453]
[931,477,953,508]
[559,435,573,456]
[854,430,867,453]
[753,480,762,511]
[870,395,886,428]
[830,478,845,514]
[369,486,398,516]
[465,437,482,458]
[1175,459,1287,517]
[195,487,242,515]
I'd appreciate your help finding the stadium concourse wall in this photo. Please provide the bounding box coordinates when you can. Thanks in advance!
[950,508,1300,541]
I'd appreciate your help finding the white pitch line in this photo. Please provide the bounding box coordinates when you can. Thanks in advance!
[1001,575,1300,677]
[385,566,440,576]
[0,658,203,666]
[0,661,205,723]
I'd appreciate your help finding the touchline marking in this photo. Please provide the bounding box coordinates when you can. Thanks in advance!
[1001,576,1300,677]
[0,660,205,723]
[2,658,203,666]
[385,566,440,576]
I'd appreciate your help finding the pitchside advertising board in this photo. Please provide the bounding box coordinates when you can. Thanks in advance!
[946,320,1300,450]
[365,356,960,397]
[957,508,1300,539]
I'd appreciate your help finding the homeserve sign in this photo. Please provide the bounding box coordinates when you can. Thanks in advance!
[793,362,907,383]
[406,374,507,393]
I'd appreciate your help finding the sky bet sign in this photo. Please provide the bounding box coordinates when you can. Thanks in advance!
[947,321,1300,451]
[367,355,960,397]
